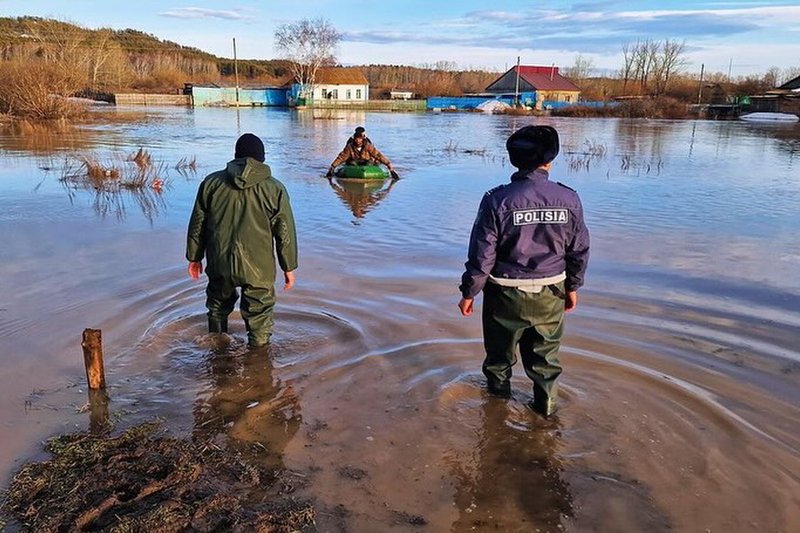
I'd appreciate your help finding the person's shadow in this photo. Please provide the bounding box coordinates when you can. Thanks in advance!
[191,341,301,470]
[450,398,574,532]
[327,176,397,220]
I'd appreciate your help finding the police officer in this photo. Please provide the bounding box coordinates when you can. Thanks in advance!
[186,133,298,347]
[458,125,590,416]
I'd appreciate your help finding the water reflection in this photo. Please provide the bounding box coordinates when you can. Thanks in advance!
[192,339,301,470]
[0,121,99,155]
[62,180,167,223]
[450,399,573,532]
[327,176,398,221]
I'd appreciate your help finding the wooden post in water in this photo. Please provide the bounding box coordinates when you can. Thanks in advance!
[81,328,106,390]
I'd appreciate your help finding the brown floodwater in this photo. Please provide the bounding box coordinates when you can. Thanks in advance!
[1,109,799,531]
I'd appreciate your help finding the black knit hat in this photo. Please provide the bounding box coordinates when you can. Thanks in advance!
[354,126,366,138]
[234,133,265,162]
[506,125,559,170]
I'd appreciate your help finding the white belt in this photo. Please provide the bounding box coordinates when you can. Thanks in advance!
[488,272,566,293]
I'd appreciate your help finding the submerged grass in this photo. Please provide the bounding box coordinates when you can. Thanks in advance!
[60,148,169,192]
[0,422,316,532]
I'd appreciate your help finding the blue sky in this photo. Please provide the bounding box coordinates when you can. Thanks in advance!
[2,1,798,75]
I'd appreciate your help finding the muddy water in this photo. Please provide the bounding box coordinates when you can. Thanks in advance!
[1,109,799,531]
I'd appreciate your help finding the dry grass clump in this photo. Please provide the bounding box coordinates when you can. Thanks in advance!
[0,422,316,532]
[553,97,688,119]
[564,139,609,172]
[60,148,168,192]
[0,61,87,121]
[552,105,619,118]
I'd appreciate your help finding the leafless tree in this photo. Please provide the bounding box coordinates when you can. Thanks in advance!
[763,66,782,88]
[274,18,340,101]
[564,54,595,83]
[654,39,686,94]
[620,43,634,92]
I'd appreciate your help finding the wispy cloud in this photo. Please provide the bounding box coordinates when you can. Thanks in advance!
[344,4,799,54]
[158,7,251,21]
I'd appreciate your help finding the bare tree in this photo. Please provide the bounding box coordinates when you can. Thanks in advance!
[564,54,595,83]
[655,39,686,94]
[763,66,782,88]
[620,42,634,92]
[274,18,340,101]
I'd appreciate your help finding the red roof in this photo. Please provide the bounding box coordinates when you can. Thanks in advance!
[516,66,580,91]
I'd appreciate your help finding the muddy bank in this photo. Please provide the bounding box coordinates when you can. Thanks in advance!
[1,421,314,532]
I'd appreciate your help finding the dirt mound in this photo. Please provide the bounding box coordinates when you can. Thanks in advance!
[0,422,315,532]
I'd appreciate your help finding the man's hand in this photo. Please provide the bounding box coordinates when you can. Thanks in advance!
[458,297,474,316]
[188,261,203,280]
[565,291,578,312]
[284,270,296,291]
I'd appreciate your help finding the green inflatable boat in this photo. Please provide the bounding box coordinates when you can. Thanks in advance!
[334,164,389,180]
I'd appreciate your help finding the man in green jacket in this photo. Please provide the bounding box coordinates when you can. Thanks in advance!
[186,133,298,347]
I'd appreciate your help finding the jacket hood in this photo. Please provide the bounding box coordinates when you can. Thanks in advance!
[226,157,272,189]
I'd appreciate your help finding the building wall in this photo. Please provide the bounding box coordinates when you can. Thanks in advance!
[312,84,369,101]
[191,87,287,107]
[539,90,581,103]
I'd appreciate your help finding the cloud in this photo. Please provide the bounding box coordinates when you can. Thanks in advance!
[343,4,798,55]
[158,7,250,21]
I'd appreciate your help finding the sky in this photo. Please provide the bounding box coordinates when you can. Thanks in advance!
[2,0,798,76]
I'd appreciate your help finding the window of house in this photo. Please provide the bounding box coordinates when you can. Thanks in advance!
[332,89,339,99]
[356,89,362,99]
[346,89,352,100]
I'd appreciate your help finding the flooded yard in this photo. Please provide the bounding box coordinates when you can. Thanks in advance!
[1,108,799,531]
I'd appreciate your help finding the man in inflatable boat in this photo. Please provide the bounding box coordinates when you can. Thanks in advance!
[327,127,397,179]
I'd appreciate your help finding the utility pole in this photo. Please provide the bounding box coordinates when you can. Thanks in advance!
[697,63,705,104]
[514,56,521,107]
[233,37,240,107]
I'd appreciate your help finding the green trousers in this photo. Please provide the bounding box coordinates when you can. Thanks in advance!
[481,281,566,402]
[206,276,276,346]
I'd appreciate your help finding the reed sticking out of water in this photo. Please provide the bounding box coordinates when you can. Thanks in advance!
[59,148,168,192]
[565,139,608,173]
[620,154,664,175]
[175,155,197,172]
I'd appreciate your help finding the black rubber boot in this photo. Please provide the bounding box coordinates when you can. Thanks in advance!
[487,380,512,399]
[208,317,228,334]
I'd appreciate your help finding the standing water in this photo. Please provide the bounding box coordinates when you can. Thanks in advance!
[1,108,799,531]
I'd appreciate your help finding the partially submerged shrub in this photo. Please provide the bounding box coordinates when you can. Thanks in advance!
[0,60,87,120]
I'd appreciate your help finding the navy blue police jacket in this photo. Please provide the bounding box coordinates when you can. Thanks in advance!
[459,168,590,299]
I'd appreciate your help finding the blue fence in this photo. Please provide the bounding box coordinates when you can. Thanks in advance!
[191,86,288,107]
[427,93,536,110]
[542,100,617,110]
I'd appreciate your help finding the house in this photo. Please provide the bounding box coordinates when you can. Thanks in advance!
[485,65,581,107]
[746,74,800,115]
[779,74,800,91]
[390,89,414,100]
[292,67,369,103]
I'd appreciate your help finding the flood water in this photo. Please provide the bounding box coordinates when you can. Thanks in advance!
[1,108,799,531]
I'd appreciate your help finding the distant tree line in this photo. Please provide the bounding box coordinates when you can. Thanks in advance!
[1,16,797,120]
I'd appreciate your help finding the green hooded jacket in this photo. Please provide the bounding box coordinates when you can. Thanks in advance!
[186,157,298,286]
